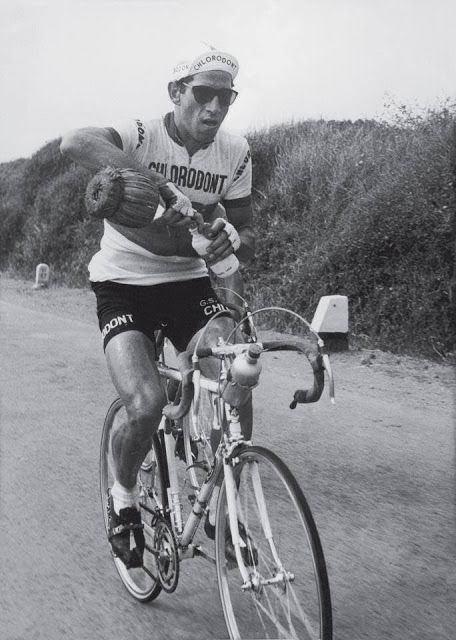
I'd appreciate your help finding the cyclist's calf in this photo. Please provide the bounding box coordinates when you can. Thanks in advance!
[105,331,168,487]
[111,383,166,488]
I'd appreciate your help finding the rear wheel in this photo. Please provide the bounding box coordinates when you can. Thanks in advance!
[100,399,165,602]
[215,446,332,640]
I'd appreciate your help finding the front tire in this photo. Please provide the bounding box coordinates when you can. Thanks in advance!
[215,446,332,639]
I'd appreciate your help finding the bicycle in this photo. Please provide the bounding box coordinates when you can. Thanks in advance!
[99,297,335,640]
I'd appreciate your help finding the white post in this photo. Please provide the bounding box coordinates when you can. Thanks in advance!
[311,295,349,351]
[33,263,50,289]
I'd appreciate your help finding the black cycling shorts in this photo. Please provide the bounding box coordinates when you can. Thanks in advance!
[91,277,229,352]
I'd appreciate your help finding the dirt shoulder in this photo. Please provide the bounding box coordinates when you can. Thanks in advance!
[2,274,454,393]
[1,275,96,323]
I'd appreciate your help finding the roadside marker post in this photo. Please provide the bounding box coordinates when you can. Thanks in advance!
[311,295,349,351]
[33,263,50,290]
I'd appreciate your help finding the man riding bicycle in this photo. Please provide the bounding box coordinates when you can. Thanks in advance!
[60,49,254,569]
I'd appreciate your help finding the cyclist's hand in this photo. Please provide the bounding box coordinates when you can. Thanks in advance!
[159,182,194,226]
[159,182,193,216]
[203,218,241,264]
[161,206,195,228]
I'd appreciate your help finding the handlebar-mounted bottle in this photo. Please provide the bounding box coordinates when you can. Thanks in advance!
[162,338,334,421]
[220,344,262,407]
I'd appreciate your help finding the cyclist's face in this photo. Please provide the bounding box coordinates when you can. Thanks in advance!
[177,71,232,144]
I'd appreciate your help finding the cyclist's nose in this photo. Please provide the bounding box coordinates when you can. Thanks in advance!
[205,95,223,113]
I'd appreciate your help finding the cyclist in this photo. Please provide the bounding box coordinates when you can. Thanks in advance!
[60,49,254,569]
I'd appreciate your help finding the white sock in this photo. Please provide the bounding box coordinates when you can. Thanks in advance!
[111,480,140,514]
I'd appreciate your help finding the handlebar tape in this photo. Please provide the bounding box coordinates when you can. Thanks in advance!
[289,354,325,408]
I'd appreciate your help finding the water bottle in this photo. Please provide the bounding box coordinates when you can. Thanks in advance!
[189,225,239,278]
[221,344,262,407]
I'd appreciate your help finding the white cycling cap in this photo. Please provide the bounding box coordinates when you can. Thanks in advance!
[171,50,239,82]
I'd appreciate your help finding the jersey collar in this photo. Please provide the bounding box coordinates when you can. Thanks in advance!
[164,112,213,151]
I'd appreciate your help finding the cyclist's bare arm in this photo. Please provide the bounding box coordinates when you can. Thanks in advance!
[60,126,194,225]
[60,127,203,256]
[60,127,161,180]
[225,204,255,265]
[60,128,255,265]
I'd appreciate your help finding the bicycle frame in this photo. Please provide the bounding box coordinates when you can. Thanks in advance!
[101,305,334,638]
[154,354,249,564]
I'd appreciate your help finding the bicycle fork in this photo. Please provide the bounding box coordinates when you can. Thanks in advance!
[223,453,293,592]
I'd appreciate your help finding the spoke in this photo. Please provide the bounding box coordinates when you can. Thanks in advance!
[253,557,320,640]
[249,589,298,639]
[250,592,270,638]
[216,448,330,640]
[239,463,300,639]
[287,580,321,640]
[268,578,316,640]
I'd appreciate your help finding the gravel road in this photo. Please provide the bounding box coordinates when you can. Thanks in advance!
[1,277,454,640]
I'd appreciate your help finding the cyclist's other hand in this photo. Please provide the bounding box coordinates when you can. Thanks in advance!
[159,181,194,217]
[161,206,195,228]
[203,218,241,264]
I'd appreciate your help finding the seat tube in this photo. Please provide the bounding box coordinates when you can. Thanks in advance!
[164,427,184,536]
[180,456,222,547]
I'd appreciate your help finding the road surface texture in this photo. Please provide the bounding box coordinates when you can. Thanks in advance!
[1,277,454,640]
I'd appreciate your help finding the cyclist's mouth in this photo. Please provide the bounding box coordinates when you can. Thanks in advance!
[201,118,220,129]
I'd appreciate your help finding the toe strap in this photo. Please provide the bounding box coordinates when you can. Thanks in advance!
[109,522,144,538]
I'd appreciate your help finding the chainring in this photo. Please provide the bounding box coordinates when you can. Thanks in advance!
[152,516,179,593]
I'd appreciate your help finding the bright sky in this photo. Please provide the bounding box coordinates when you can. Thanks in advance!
[1,0,455,162]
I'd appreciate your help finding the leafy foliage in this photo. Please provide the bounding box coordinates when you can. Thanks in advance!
[244,108,456,356]
[0,107,455,356]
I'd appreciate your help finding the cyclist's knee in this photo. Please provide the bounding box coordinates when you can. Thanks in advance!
[125,386,166,431]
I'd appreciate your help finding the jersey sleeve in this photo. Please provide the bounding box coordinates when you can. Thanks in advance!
[107,119,148,155]
[223,139,252,205]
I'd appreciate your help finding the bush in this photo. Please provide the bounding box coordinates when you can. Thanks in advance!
[12,162,97,283]
[245,108,456,356]
[0,158,29,266]
[1,108,455,356]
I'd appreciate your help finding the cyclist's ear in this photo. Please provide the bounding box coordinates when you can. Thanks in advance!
[168,81,181,104]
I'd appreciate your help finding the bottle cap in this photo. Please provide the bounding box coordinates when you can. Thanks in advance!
[247,344,262,359]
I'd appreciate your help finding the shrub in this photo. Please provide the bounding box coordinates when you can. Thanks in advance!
[12,162,97,282]
[0,159,29,266]
[1,108,455,356]
[245,108,456,356]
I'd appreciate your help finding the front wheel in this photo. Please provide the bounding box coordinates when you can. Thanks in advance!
[215,446,332,640]
[100,398,165,602]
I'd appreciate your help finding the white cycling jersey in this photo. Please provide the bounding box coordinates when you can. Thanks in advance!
[89,112,252,285]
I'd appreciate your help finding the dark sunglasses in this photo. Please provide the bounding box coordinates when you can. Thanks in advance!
[182,82,238,107]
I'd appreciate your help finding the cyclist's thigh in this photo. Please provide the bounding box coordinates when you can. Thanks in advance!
[92,279,165,408]
[164,277,231,354]
[186,315,236,379]
[105,330,165,411]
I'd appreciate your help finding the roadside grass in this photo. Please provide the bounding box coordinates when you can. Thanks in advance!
[1,105,455,357]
